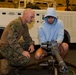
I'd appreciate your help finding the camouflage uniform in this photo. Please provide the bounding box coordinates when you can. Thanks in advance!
[0,17,34,67]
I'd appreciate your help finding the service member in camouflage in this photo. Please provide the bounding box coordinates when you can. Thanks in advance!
[0,8,35,74]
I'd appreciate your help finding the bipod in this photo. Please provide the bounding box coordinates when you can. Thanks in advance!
[39,56,58,75]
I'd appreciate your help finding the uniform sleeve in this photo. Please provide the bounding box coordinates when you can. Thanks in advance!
[22,25,34,45]
[56,21,64,43]
[7,24,24,54]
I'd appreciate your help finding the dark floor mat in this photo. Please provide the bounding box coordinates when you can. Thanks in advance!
[7,66,76,75]
[20,69,53,75]
[64,50,76,69]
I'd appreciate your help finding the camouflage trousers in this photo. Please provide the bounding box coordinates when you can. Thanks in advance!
[0,41,30,67]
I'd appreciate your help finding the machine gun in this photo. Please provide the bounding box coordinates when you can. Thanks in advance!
[40,40,68,73]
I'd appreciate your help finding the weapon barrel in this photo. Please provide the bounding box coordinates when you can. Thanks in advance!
[52,46,68,73]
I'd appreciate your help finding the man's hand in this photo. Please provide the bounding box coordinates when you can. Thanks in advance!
[28,45,35,53]
[22,51,30,58]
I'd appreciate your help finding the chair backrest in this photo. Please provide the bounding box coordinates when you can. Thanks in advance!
[0,27,5,39]
[63,29,70,44]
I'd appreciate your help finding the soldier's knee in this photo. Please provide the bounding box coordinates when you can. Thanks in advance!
[20,57,30,66]
[9,56,30,67]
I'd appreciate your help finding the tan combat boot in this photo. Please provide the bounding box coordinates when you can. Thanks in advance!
[0,59,11,75]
